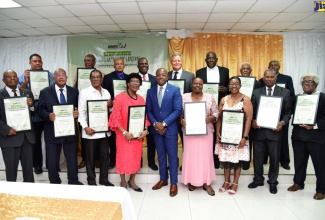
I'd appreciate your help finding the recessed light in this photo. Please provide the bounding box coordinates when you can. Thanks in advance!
[0,0,21,8]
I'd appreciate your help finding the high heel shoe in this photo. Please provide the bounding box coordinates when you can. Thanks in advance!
[188,183,196,191]
[203,184,215,196]
[218,182,232,193]
[228,183,238,195]
[127,181,143,192]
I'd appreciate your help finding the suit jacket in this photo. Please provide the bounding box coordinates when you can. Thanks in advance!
[292,92,325,144]
[0,88,36,148]
[146,83,182,135]
[196,66,229,103]
[102,71,127,100]
[168,69,194,93]
[143,73,157,88]
[251,85,292,141]
[37,84,79,144]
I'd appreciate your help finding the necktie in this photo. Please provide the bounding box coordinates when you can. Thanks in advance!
[267,88,272,96]
[158,86,163,107]
[173,72,178,80]
[59,89,66,104]
[12,89,18,97]
[143,74,146,81]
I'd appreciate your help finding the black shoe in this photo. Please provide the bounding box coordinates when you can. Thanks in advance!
[109,163,115,169]
[33,166,43,174]
[99,181,114,186]
[88,182,97,186]
[282,164,290,170]
[179,166,182,171]
[149,163,158,171]
[127,181,143,192]
[68,180,84,185]
[248,181,264,189]
[269,185,277,194]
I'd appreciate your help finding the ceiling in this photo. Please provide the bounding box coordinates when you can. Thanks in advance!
[0,0,324,38]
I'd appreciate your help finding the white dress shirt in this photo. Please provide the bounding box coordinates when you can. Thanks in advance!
[207,66,220,83]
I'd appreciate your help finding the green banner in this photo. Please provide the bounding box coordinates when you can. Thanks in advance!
[67,33,168,85]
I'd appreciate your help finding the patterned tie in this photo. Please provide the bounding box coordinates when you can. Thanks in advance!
[173,71,178,80]
[158,86,163,107]
[59,89,66,104]
[267,88,272,96]
[12,89,18,97]
[143,74,146,81]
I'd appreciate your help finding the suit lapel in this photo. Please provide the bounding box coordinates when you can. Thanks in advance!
[50,85,60,104]
[1,87,10,98]
[273,86,281,96]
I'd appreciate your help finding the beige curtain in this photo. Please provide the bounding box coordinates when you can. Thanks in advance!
[169,33,283,80]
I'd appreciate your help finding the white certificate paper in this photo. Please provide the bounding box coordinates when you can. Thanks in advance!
[256,96,283,129]
[4,97,31,132]
[53,105,75,137]
[184,101,207,135]
[87,100,109,132]
[220,110,244,145]
[137,81,151,101]
[292,94,319,125]
[203,83,219,104]
[127,105,146,138]
[77,68,95,91]
[29,70,50,100]
[168,79,185,94]
[277,83,286,88]
[238,76,255,98]
[113,79,126,98]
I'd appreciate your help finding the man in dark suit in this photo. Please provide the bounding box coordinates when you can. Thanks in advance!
[288,73,325,200]
[196,51,229,168]
[146,68,182,197]
[0,70,35,182]
[102,58,127,169]
[259,60,295,170]
[37,68,83,185]
[137,57,158,171]
[248,68,291,194]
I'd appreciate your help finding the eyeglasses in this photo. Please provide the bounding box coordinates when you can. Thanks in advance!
[229,83,240,87]
[302,80,315,85]
[130,79,140,84]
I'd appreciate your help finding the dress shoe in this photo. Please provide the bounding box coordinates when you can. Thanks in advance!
[78,160,86,169]
[203,184,215,196]
[169,184,178,197]
[127,181,143,192]
[95,160,100,168]
[68,180,84,185]
[287,183,303,192]
[313,192,325,200]
[88,182,97,186]
[149,163,158,171]
[99,181,114,186]
[269,185,277,194]
[282,164,290,170]
[33,166,43,174]
[188,183,196,191]
[152,180,168,190]
[179,166,182,171]
[248,181,264,188]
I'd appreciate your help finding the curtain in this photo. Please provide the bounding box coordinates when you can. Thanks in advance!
[169,33,283,80]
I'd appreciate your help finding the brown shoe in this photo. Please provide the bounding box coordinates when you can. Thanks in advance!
[287,184,303,192]
[152,181,168,190]
[313,193,325,200]
[170,184,178,197]
[95,160,100,168]
[78,160,86,169]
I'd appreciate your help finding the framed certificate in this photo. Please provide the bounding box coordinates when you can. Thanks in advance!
[184,101,207,136]
[203,83,219,104]
[256,96,283,129]
[238,76,256,98]
[137,81,151,100]
[220,110,245,145]
[53,104,76,138]
[4,97,32,132]
[77,68,95,91]
[277,83,286,88]
[87,100,110,132]
[29,70,50,100]
[292,94,319,125]
[127,105,146,138]
[113,79,126,98]
[168,79,185,94]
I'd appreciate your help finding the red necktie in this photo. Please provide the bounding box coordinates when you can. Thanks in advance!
[143,75,146,81]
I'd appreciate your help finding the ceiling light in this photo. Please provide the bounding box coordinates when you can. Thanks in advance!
[0,0,21,8]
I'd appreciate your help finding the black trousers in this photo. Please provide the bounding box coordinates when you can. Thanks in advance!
[292,140,325,194]
[32,121,45,168]
[253,139,281,186]
[280,125,290,166]
[1,136,34,182]
[83,137,110,184]
[108,131,116,165]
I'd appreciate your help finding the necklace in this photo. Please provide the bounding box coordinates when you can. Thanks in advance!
[127,89,138,100]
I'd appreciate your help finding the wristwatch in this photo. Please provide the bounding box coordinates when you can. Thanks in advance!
[162,121,167,127]
[243,136,249,140]
[123,131,127,136]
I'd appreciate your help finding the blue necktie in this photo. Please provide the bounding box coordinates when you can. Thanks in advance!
[158,86,163,107]
[59,89,66,104]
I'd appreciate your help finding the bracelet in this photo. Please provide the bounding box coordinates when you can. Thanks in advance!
[123,131,127,136]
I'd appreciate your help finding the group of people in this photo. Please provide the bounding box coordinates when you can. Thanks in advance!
[0,51,324,201]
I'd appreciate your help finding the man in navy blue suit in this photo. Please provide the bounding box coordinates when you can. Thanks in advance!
[146,68,182,197]
[37,68,83,185]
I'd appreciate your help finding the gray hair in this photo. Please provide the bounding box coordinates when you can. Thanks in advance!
[170,52,183,62]
[300,73,320,85]
[240,62,252,70]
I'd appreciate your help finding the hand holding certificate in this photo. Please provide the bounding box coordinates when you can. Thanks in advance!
[292,94,319,125]
[53,105,76,137]
[220,111,244,145]
[256,96,283,129]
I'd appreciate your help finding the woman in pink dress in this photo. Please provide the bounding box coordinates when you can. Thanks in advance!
[216,76,253,195]
[180,77,218,196]
[109,73,150,192]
